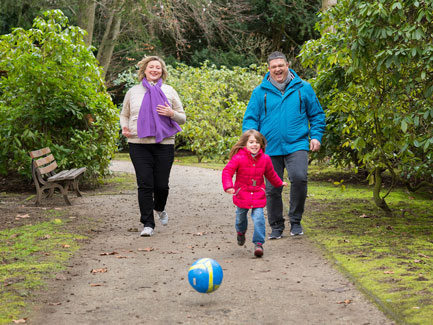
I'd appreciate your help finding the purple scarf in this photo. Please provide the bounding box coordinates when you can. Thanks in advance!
[137,78,181,143]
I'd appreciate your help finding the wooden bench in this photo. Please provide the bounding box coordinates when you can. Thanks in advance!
[29,147,87,206]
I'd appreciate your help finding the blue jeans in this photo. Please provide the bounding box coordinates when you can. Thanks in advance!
[235,207,265,245]
[265,150,308,232]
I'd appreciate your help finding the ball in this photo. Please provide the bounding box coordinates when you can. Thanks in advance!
[188,258,223,293]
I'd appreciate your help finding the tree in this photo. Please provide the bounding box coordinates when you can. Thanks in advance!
[0,10,119,181]
[77,0,96,46]
[322,0,337,12]
[300,0,433,213]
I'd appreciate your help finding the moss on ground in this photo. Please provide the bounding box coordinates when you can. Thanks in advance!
[301,173,433,324]
[0,219,86,324]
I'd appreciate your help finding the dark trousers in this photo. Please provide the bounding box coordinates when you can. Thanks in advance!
[129,143,174,228]
[265,150,308,232]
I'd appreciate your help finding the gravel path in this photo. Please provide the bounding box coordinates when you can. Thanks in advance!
[28,161,394,324]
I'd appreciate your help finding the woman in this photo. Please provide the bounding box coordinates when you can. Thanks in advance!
[120,56,186,237]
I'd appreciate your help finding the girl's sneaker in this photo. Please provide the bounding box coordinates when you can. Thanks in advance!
[237,232,246,246]
[254,243,264,257]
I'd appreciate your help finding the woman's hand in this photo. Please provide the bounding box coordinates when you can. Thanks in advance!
[156,102,174,118]
[225,188,235,195]
[282,182,288,187]
[122,126,132,138]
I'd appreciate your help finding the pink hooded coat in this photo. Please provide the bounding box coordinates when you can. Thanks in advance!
[222,147,283,209]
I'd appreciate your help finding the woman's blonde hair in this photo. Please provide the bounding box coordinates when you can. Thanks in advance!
[137,56,168,82]
[229,129,267,159]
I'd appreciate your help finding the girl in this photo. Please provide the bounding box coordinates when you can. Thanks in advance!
[222,130,287,257]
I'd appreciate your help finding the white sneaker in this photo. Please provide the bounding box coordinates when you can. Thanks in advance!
[140,227,154,237]
[155,210,168,226]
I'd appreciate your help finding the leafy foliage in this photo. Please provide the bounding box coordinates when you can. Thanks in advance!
[0,10,119,181]
[300,0,433,212]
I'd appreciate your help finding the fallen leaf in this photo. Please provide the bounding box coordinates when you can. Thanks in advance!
[116,255,128,259]
[383,270,394,274]
[100,252,119,256]
[138,247,154,252]
[127,228,139,232]
[412,306,420,309]
[413,259,422,263]
[193,232,206,236]
[48,302,62,306]
[90,268,108,274]
[90,283,103,287]
[12,319,27,324]
[418,253,429,258]
[337,299,352,305]
[359,214,368,218]
[15,214,30,219]
[62,244,70,248]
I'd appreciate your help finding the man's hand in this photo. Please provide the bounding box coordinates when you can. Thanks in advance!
[310,139,321,152]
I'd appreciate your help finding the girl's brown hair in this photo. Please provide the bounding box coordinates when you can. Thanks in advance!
[228,129,267,159]
[137,56,168,82]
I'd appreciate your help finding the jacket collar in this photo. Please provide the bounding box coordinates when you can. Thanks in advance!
[260,69,302,95]
[239,147,264,160]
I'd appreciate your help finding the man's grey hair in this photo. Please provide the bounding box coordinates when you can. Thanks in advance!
[267,51,288,64]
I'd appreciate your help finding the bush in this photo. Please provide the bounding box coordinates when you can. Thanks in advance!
[0,10,119,182]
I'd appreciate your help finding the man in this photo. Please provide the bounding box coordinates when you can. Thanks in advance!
[242,51,325,238]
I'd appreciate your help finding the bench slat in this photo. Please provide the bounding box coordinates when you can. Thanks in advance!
[48,167,86,182]
[29,147,51,159]
[38,160,58,175]
[34,154,55,167]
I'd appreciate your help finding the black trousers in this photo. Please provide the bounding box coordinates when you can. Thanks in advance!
[129,143,174,228]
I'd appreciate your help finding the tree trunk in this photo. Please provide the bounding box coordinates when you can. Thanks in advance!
[77,0,96,46]
[373,167,392,215]
[322,0,337,12]
[96,5,122,78]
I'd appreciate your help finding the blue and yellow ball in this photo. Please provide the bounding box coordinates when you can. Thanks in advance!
[188,258,223,293]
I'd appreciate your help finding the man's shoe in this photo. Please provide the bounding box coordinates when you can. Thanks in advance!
[237,232,246,246]
[155,210,168,226]
[290,223,304,236]
[268,229,283,239]
[140,227,154,237]
[254,243,264,257]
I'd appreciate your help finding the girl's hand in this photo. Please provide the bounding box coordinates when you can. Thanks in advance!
[122,126,132,138]
[282,182,288,187]
[225,188,235,194]
[156,102,174,118]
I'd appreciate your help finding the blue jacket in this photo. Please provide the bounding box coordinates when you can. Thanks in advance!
[242,70,325,156]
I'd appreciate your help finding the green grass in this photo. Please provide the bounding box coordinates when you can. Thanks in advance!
[301,172,433,324]
[0,217,86,324]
